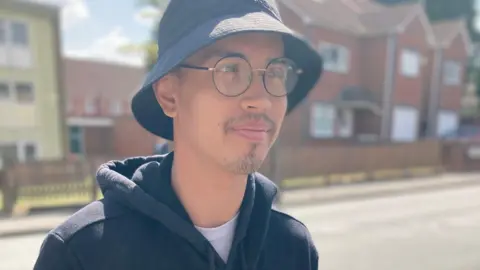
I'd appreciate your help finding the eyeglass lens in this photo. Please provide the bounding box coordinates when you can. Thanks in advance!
[213,56,299,97]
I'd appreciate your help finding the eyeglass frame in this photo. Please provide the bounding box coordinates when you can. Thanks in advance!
[177,55,303,97]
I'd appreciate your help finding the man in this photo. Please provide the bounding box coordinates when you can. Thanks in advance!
[34,0,323,269]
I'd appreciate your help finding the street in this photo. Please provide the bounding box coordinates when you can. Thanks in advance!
[1,185,479,270]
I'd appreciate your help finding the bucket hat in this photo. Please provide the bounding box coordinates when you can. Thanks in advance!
[131,0,323,140]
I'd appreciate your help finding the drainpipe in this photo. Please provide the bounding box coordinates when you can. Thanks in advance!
[381,33,398,140]
[427,48,443,137]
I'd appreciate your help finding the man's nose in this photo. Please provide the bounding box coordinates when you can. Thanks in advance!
[240,74,272,112]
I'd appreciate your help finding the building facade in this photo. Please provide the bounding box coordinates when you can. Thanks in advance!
[0,0,66,165]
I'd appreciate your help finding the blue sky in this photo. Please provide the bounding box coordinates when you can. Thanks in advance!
[38,0,158,66]
[40,0,480,67]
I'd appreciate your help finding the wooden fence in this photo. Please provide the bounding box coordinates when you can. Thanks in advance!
[260,140,443,189]
[1,140,479,215]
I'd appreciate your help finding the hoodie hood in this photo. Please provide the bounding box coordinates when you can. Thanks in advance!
[96,152,278,270]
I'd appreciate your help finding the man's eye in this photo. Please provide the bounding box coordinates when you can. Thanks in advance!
[267,68,286,78]
[219,64,239,72]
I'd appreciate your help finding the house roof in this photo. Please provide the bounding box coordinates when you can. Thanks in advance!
[279,0,432,40]
[64,58,146,101]
[432,19,471,51]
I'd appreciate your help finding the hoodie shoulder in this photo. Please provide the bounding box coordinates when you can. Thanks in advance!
[50,197,131,242]
[270,208,311,239]
[269,209,319,268]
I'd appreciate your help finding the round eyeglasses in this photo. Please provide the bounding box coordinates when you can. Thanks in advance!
[178,56,302,97]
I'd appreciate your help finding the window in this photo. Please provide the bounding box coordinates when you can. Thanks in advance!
[0,20,7,66]
[336,109,353,138]
[15,82,34,103]
[443,61,461,86]
[85,98,97,115]
[0,82,10,100]
[69,126,84,155]
[401,49,420,77]
[310,103,336,138]
[0,20,31,68]
[0,143,18,165]
[318,42,350,73]
[0,20,6,45]
[11,22,28,46]
[23,143,37,162]
[109,100,123,116]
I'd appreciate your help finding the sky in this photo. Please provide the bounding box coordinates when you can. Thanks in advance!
[34,0,480,67]
[35,0,160,66]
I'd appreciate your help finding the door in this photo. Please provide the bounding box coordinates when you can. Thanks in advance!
[391,106,419,142]
[437,111,459,137]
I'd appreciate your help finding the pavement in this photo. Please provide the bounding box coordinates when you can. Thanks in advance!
[0,172,479,238]
[2,181,480,270]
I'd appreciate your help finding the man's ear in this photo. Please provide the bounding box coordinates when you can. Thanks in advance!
[153,74,179,118]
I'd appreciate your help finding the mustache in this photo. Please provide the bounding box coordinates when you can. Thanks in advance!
[225,113,276,131]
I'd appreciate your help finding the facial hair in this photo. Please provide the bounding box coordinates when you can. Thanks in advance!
[226,144,264,174]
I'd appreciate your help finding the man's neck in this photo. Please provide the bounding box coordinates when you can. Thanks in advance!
[171,146,247,228]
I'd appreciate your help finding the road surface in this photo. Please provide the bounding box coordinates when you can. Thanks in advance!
[1,185,479,270]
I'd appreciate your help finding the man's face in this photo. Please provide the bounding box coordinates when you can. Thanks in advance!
[156,32,287,174]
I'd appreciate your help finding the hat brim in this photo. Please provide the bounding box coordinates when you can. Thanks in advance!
[132,11,323,140]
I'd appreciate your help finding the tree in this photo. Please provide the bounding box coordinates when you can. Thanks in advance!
[375,0,479,41]
[118,0,170,70]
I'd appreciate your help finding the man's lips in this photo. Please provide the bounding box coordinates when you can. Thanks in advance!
[230,123,272,142]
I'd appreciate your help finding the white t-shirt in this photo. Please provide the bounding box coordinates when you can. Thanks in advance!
[195,213,239,262]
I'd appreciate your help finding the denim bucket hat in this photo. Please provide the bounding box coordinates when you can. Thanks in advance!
[131,0,323,140]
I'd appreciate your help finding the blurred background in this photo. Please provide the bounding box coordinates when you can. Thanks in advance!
[1,0,480,269]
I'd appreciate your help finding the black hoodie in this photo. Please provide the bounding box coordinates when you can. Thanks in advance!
[33,153,318,270]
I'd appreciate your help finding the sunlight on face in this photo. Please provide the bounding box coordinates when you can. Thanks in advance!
[174,32,287,175]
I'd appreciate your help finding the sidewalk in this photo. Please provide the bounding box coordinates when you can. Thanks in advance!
[0,173,479,238]
[280,172,480,206]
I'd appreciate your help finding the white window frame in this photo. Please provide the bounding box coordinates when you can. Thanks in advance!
[310,103,336,138]
[14,81,35,104]
[443,60,462,86]
[400,49,420,78]
[318,42,350,73]
[0,19,31,68]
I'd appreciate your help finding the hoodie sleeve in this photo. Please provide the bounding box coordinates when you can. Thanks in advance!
[34,233,83,270]
[305,227,319,270]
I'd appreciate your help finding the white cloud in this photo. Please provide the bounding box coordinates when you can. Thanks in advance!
[134,6,162,28]
[30,0,89,30]
[65,27,145,66]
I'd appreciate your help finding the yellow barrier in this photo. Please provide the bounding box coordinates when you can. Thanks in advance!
[371,169,404,180]
[328,172,367,185]
[2,177,96,214]
[282,175,328,188]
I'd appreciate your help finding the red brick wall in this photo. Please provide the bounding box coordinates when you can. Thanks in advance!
[307,28,361,101]
[84,127,114,156]
[421,48,436,120]
[278,3,364,147]
[112,116,159,158]
[360,36,388,97]
[67,96,131,117]
[393,17,430,108]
